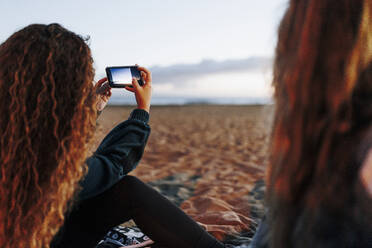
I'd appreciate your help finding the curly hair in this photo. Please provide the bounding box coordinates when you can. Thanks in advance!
[268,0,372,247]
[0,24,97,247]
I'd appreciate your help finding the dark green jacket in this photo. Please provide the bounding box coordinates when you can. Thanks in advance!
[79,109,150,200]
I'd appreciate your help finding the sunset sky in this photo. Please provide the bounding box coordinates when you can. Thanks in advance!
[0,0,288,104]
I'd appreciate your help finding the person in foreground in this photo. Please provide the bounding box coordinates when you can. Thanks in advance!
[250,0,372,247]
[0,24,225,248]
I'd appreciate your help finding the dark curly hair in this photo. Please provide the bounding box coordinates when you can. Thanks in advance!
[267,0,372,247]
[0,24,97,247]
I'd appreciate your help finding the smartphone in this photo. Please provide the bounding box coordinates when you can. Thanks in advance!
[105,66,144,88]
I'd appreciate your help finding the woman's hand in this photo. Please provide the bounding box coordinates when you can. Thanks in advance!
[125,66,152,113]
[95,77,112,112]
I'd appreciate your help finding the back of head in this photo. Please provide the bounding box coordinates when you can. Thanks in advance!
[0,24,97,247]
[268,0,372,247]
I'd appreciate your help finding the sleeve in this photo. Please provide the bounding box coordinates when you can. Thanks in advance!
[78,109,151,200]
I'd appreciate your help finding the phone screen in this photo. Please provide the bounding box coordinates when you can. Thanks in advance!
[111,67,132,84]
[106,66,143,87]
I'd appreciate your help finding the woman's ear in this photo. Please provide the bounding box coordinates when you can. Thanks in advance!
[360,149,372,196]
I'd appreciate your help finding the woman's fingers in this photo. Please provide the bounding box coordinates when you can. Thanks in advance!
[96,82,111,95]
[125,85,135,92]
[137,66,150,75]
[140,71,146,81]
[132,78,141,90]
[137,66,152,85]
[96,77,108,87]
[102,95,110,102]
[95,77,111,95]
[103,89,112,97]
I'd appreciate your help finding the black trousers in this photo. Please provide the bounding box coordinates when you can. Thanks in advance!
[51,175,224,248]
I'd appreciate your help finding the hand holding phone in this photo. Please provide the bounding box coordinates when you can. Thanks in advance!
[124,66,152,113]
[98,65,152,113]
[96,81,111,94]
[106,66,144,88]
[95,77,112,112]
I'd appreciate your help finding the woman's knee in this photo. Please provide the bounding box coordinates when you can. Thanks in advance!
[120,175,142,188]
[113,175,147,197]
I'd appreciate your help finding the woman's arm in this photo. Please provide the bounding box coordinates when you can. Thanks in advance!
[79,66,152,200]
[79,109,150,200]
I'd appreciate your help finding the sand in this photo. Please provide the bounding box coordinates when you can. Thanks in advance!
[94,105,272,244]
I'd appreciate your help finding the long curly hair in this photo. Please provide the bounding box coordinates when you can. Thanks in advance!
[268,0,372,247]
[0,24,97,247]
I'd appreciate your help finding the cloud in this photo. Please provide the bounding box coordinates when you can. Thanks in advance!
[150,56,272,85]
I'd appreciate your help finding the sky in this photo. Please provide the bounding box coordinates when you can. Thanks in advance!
[0,0,288,104]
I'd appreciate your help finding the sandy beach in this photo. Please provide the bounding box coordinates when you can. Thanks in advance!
[95,105,272,244]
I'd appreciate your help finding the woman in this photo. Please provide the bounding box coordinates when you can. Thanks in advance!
[0,24,225,248]
[252,0,372,247]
